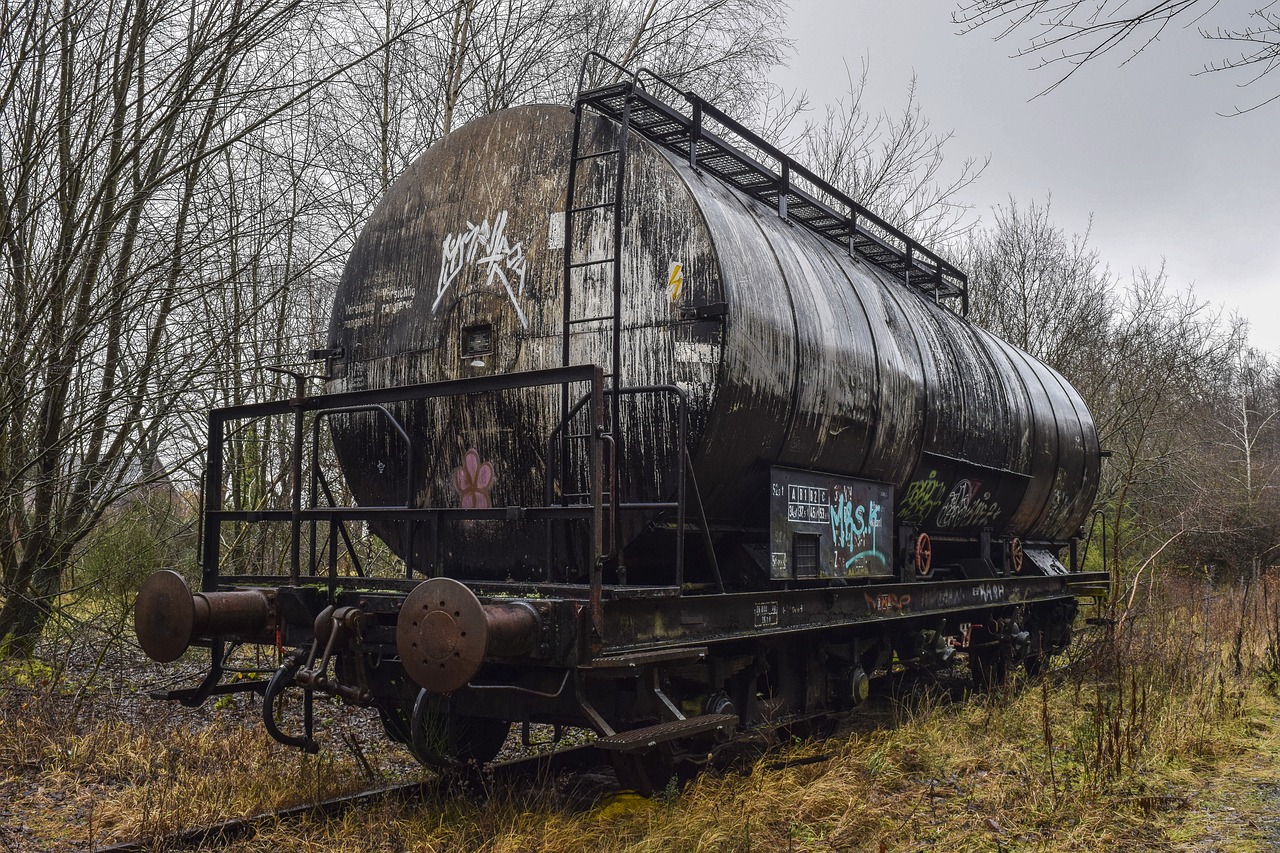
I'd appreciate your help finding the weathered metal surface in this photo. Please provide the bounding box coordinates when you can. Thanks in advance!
[134,570,274,663]
[140,84,1111,771]
[601,572,1110,652]
[134,570,197,663]
[577,646,706,671]
[321,97,1099,578]
[396,577,541,692]
[596,713,737,752]
[580,80,967,301]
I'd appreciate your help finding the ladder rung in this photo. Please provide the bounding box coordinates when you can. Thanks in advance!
[568,315,616,324]
[575,148,621,160]
[568,201,616,214]
[573,75,967,309]
[568,257,615,269]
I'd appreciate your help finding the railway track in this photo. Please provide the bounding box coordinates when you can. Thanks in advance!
[93,743,609,853]
[88,710,841,851]
[94,657,1075,851]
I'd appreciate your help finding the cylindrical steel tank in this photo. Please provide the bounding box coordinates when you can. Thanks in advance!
[324,104,1100,579]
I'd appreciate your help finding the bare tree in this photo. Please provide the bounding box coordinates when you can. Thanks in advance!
[966,196,1112,372]
[1087,273,1245,569]
[1176,350,1280,572]
[788,63,988,246]
[0,0,414,653]
[0,0,800,654]
[964,200,1262,573]
[953,0,1280,112]
[570,0,791,112]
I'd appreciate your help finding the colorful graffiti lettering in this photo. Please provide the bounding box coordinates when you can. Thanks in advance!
[899,469,946,524]
[433,210,529,327]
[934,479,1002,529]
[864,592,912,613]
[829,487,887,570]
[452,448,495,509]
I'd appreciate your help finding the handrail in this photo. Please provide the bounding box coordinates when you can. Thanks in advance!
[634,66,686,101]
[312,405,415,507]
[575,61,968,311]
[544,384,690,587]
[202,365,605,594]
[679,93,965,289]
[577,51,638,100]
[1081,509,1109,576]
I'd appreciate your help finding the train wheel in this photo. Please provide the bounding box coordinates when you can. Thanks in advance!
[409,689,511,769]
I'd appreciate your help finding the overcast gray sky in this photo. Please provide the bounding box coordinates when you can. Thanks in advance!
[774,1,1280,353]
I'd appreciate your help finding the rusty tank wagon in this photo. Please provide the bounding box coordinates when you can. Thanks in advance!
[135,55,1108,792]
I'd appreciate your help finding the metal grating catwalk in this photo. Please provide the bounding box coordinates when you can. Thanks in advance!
[576,73,969,312]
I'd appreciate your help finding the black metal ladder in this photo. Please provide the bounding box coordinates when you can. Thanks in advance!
[554,84,633,562]
[575,72,968,311]
[561,89,631,433]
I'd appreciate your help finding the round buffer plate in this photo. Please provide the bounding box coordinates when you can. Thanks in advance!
[397,578,488,694]
[134,570,196,663]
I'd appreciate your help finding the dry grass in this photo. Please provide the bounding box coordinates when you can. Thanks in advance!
[215,684,1279,853]
[4,572,1280,851]
[0,676,418,850]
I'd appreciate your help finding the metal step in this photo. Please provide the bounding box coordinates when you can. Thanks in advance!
[574,148,621,160]
[578,646,707,673]
[596,713,737,753]
[567,201,617,214]
[567,257,615,269]
[148,679,267,702]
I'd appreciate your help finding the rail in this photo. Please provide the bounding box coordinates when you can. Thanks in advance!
[199,365,606,599]
[573,53,969,312]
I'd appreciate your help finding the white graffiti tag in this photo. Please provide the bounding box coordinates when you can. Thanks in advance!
[433,210,528,328]
[934,479,1003,529]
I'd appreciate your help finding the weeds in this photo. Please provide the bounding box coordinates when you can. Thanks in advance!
[1262,578,1280,695]
[4,571,1280,850]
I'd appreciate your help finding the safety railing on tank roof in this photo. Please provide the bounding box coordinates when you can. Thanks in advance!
[572,52,969,313]
[197,365,607,603]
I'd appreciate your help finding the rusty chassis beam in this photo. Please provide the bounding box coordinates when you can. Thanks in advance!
[600,572,1108,652]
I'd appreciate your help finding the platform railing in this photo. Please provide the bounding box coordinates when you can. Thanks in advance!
[573,53,969,312]
[198,365,606,600]
[546,384,693,590]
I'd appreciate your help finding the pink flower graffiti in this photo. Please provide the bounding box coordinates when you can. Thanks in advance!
[452,448,494,509]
